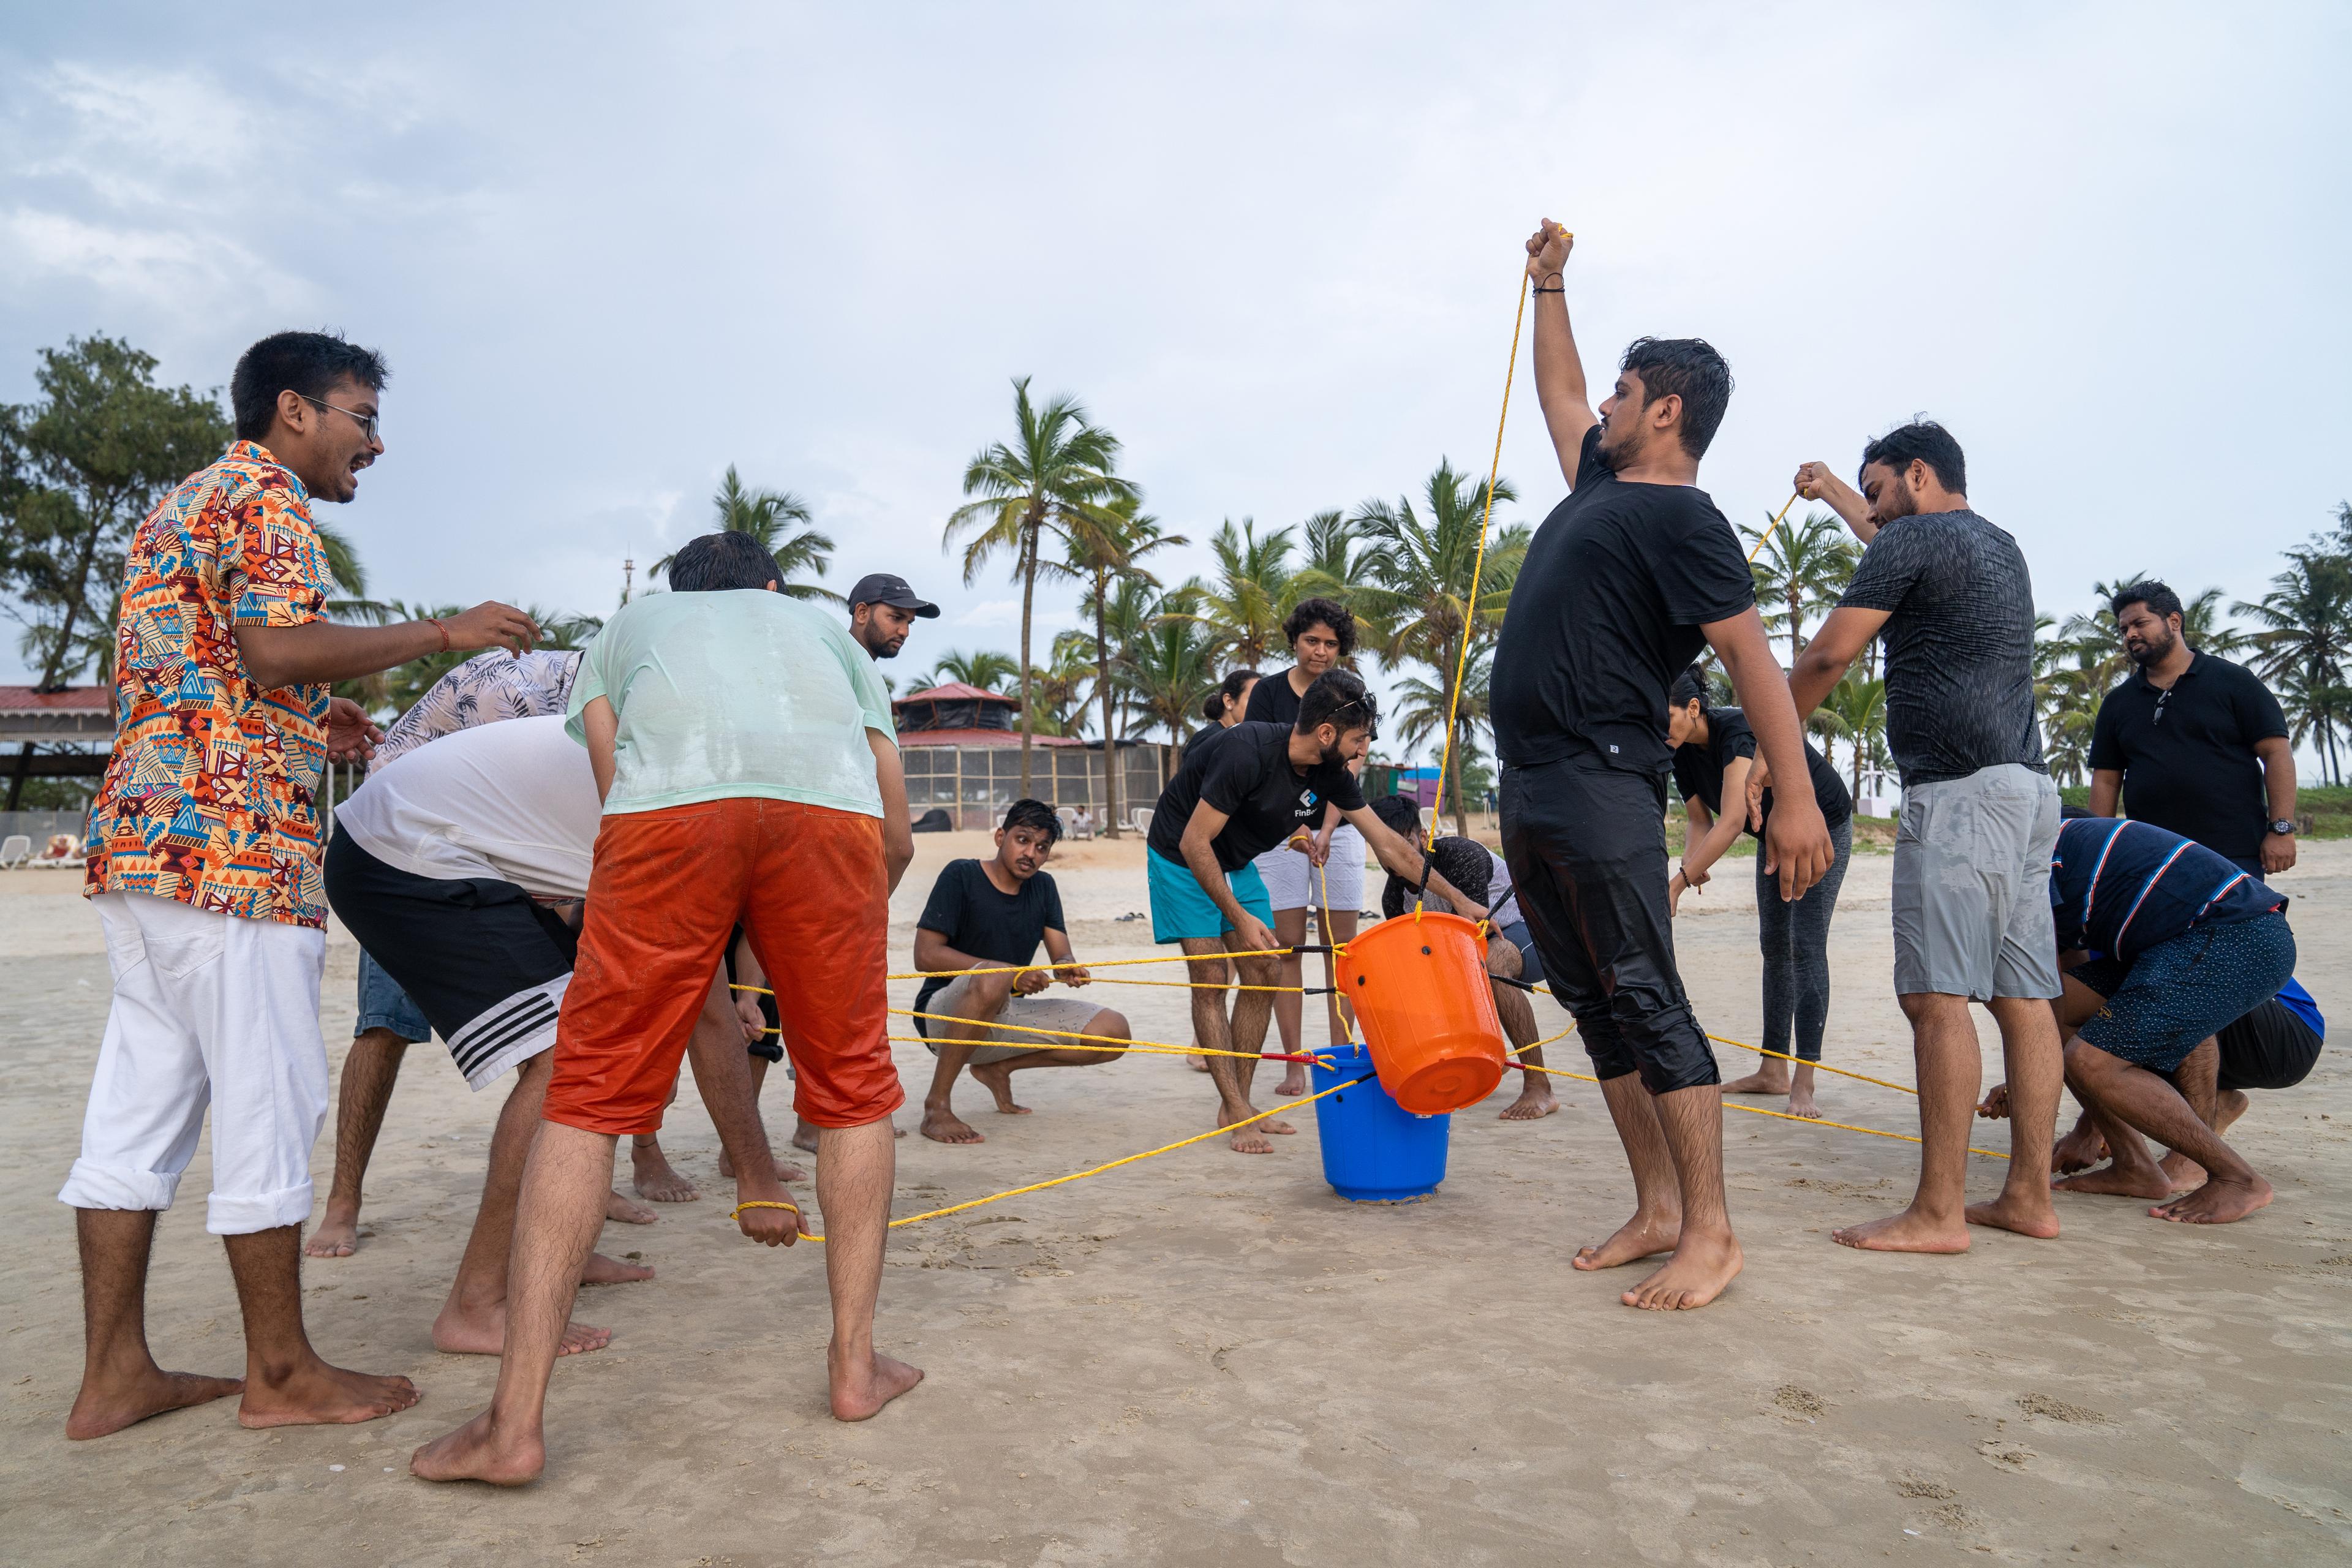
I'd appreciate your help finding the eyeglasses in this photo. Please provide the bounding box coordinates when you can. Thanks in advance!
[300,393,380,443]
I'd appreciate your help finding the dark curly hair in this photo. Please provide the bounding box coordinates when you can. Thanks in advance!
[1283,597,1356,658]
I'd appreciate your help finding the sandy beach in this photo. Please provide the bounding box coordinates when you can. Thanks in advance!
[2,831,2346,1564]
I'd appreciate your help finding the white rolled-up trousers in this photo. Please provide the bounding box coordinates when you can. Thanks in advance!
[57,892,328,1235]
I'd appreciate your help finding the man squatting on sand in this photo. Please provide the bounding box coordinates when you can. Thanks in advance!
[62,330,541,1438]
[911,797,1134,1145]
[413,531,921,1485]
[1144,668,1490,1153]
[1973,811,2299,1224]
[1776,424,2068,1253]
[306,642,770,1254]
[1490,222,1836,1313]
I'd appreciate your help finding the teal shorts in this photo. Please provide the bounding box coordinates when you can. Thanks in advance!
[1147,848,1275,944]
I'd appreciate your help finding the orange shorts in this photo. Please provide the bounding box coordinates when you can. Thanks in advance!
[541,797,902,1136]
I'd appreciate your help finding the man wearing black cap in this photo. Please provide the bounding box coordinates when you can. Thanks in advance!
[847,573,940,662]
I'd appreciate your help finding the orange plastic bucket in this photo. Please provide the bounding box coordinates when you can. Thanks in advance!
[1335,911,1508,1115]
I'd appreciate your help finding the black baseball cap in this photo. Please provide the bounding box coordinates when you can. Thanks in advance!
[846,572,940,618]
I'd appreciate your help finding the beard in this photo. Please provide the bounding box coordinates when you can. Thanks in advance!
[2127,628,2176,667]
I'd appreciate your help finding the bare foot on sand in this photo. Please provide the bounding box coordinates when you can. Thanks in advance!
[1966,1191,2062,1238]
[1499,1079,1558,1120]
[2152,1173,2272,1224]
[1219,1106,1276,1154]
[238,1359,420,1429]
[304,1200,363,1258]
[1833,1205,1970,1253]
[2157,1150,2207,1191]
[2053,1163,2173,1200]
[412,1409,544,1487]
[432,1300,611,1357]
[968,1061,1033,1115]
[921,1106,985,1145]
[2051,1120,2108,1175]
[1573,1211,1680,1271]
[581,1252,655,1285]
[829,1347,925,1422]
[717,1143,809,1182]
[606,1189,658,1225]
[66,1366,243,1439]
[1787,1082,1822,1120]
[1274,1066,1309,1097]
[630,1142,698,1204]
[1721,1068,1790,1098]
[1622,1232,1742,1310]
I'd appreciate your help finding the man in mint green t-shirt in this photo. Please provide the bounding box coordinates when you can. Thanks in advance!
[414,532,922,1488]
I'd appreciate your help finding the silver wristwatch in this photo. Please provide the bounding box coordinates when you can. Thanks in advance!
[2269,819,2296,836]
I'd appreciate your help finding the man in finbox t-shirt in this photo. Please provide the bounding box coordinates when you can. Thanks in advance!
[911,799,1133,1146]
[1144,669,1488,1155]
[1784,422,2067,1258]
[1489,221,1833,1314]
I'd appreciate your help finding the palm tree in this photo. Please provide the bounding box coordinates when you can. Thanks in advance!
[1289,508,1375,613]
[652,466,838,601]
[1391,646,1493,838]
[1122,589,1217,785]
[1742,509,1858,658]
[944,377,1136,797]
[918,648,1020,695]
[1185,519,1296,670]
[1351,460,1526,821]
[2238,549,2352,784]
[1350,460,1526,673]
[1818,673,1888,805]
[1057,497,1182,836]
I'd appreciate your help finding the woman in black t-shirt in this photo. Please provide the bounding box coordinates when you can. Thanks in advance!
[1240,600,1359,1093]
[1667,666,1853,1118]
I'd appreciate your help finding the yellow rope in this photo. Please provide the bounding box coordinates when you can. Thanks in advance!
[885,1032,1323,1066]
[1747,491,1800,565]
[1706,1033,1921,1098]
[1510,1059,2010,1160]
[1425,263,1529,856]
[792,1072,1370,1242]
[875,949,1300,983]
[729,1199,799,1222]
[892,1006,1327,1065]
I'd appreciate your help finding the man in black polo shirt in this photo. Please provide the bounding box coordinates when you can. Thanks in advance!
[1145,670,1486,1154]
[2087,579,2296,876]
[1492,220,1833,1313]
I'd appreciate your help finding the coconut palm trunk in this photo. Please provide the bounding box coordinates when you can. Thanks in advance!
[1091,567,1123,835]
[1017,512,1040,797]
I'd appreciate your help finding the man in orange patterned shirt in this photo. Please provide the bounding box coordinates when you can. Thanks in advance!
[61,330,541,1440]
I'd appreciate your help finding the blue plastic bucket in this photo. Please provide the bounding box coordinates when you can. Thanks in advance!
[1309,1042,1452,1203]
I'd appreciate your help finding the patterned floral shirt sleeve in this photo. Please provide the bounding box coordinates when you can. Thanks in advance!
[372,649,587,766]
[85,442,335,927]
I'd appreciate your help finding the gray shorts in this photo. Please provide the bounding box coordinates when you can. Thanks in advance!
[1891,764,2062,1002]
[922,974,1110,1064]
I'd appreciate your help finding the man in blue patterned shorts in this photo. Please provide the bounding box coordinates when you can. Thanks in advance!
[2022,810,2294,1225]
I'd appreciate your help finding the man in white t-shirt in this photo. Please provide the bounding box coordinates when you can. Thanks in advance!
[326,715,665,1356]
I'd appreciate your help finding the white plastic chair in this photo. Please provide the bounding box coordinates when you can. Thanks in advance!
[0,834,31,869]
[1131,807,1153,839]
[29,833,81,867]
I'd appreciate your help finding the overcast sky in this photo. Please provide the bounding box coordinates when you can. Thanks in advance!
[5,4,2347,763]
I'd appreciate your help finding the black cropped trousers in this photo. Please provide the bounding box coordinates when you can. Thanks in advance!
[1501,756,1720,1095]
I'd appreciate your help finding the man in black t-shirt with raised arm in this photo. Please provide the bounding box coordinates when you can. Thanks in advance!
[1145,670,1488,1155]
[1782,423,2067,1258]
[911,800,1132,1146]
[1491,219,1833,1314]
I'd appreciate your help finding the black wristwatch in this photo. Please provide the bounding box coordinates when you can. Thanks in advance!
[2269,819,2296,836]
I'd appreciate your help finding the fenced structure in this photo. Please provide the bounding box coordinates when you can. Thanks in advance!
[894,682,1170,831]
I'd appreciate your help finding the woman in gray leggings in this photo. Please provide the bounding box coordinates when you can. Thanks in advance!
[1665,667,1854,1118]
